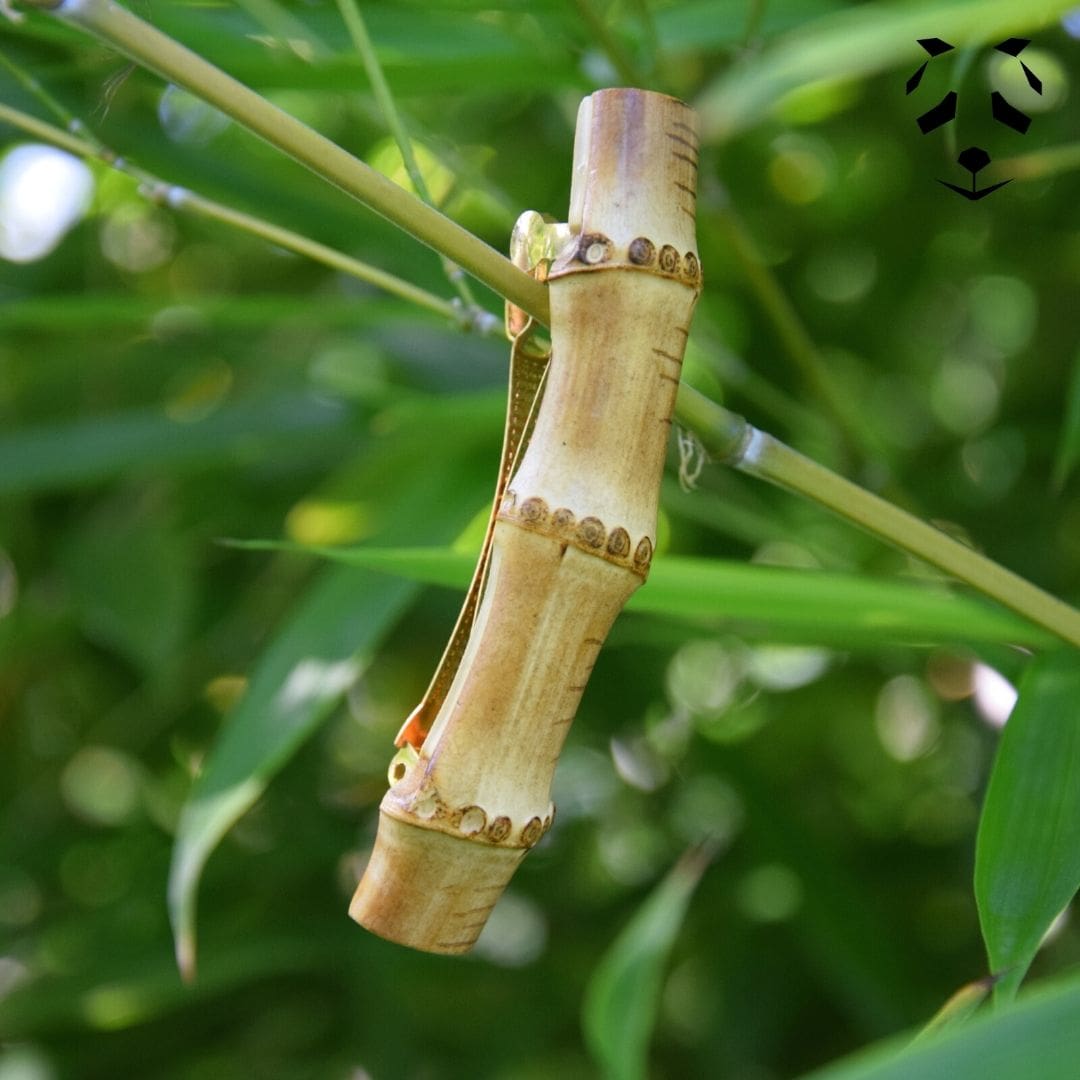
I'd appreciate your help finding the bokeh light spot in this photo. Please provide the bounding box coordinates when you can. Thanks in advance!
[99,204,176,273]
[968,275,1037,356]
[666,640,743,718]
[285,500,372,545]
[875,674,939,762]
[669,774,744,849]
[0,144,93,263]
[987,47,1068,113]
[805,243,878,304]
[158,84,230,145]
[768,135,834,204]
[930,356,1000,434]
[59,746,141,827]
[736,864,803,922]
[745,645,830,692]
[472,891,547,967]
[972,663,1017,729]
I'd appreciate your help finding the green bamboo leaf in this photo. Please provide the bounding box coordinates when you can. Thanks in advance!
[230,541,1055,648]
[0,934,335,1038]
[148,3,582,95]
[633,556,1049,647]
[799,967,1080,1080]
[167,562,416,982]
[974,650,1080,1003]
[582,846,714,1080]
[0,293,408,330]
[0,396,352,496]
[223,539,474,589]
[696,0,1076,140]
[59,496,194,676]
[168,397,498,980]
[654,0,844,52]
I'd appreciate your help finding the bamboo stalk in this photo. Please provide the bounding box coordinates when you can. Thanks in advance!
[350,89,703,953]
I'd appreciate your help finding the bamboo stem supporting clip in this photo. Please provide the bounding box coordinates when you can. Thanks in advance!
[350,89,702,954]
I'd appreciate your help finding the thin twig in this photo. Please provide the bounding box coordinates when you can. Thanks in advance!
[17,0,550,324]
[334,0,483,317]
[710,199,888,461]
[0,101,469,325]
[685,395,1080,650]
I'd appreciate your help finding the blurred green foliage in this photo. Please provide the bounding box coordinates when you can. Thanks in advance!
[1,1,1079,1077]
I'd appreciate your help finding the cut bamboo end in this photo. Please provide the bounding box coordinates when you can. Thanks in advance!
[350,808,525,954]
[555,88,700,287]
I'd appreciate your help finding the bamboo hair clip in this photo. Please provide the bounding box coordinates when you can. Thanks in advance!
[350,88,703,954]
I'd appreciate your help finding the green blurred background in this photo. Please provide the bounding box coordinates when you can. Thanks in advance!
[1,1,1079,1077]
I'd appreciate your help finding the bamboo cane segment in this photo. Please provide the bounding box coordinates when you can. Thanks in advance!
[350,88,701,954]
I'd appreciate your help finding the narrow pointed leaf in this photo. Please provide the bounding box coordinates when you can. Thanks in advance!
[974,650,1080,1003]
[168,400,497,978]
[0,397,351,496]
[799,967,1080,1080]
[697,0,1077,140]
[168,562,415,981]
[582,846,713,1080]
[230,541,1055,648]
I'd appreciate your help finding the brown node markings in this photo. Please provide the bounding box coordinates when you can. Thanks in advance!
[666,130,699,154]
[436,938,480,951]
[521,818,544,846]
[628,236,656,265]
[488,816,512,842]
[498,493,653,575]
[457,904,495,917]
[652,346,684,367]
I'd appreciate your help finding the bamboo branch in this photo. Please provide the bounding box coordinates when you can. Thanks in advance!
[739,432,1080,649]
[686,395,1080,650]
[18,0,549,323]
[0,101,465,324]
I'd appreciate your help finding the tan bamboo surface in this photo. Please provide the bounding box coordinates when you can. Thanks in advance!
[350,88,702,953]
